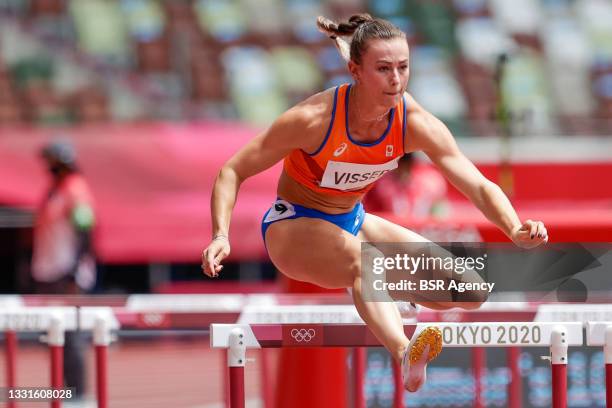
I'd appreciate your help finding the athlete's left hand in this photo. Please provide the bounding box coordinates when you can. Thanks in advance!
[510,220,548,249]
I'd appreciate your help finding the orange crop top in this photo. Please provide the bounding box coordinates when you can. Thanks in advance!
[283,83,407,196]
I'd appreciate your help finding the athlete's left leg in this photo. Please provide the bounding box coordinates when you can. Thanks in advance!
[358,212,488,391]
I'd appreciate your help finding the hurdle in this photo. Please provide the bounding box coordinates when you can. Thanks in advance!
[0,307,117,408]
[4,296,608,407]
[211,322,583,408]
[586,321,612,407]
[0,308,71,408]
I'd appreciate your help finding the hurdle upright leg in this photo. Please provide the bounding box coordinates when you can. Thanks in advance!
[604,325,612,408]
[353,348,366,408]
[227,328,246,408]
[260,349,273,408]
[392,359,404,408]
[550,326,568,408]
[472,347,486,408]
[47,315,65,408]
[586,322,612,408]
[93,315,113,408]
[5,331,17,408]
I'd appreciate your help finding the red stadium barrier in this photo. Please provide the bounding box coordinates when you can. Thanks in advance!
[1,127,610,263]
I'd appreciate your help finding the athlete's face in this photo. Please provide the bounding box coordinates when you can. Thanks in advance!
[349,38,410,108]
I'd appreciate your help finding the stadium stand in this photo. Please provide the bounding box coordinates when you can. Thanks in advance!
[0,0,611,134]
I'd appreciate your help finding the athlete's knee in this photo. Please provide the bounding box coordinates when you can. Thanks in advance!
[348,258,362,281]
[432,298,485,310]
[454,290,487,310]
[443,281,488,310]
[417,301,451,310]
[456,300,485,310]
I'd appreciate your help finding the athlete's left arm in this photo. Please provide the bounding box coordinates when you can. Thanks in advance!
[404,96,548,248]
[67,177,96,275]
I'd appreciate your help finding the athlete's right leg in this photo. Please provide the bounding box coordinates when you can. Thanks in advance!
[265,217,409,363]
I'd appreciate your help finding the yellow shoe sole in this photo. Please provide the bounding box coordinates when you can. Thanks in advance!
[408,326,443,364]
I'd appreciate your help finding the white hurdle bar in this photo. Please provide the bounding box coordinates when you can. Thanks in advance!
[586,321,612,407]
[211,322,583,408]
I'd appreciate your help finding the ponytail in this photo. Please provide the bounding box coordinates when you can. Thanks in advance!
[316,14,373,62]
[316,14,405,64]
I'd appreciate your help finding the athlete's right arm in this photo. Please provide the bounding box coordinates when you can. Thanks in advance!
[202,93,330,277]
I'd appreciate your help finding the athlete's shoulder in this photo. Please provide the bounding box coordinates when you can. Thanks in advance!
[402,91,456,153]
[403,92,438,132]
[277,87,339,136]
[403,92,424,115]
[292,87,337,122]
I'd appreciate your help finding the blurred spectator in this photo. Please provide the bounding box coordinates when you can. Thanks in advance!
[363,153,450,220]
[31,140,97,400]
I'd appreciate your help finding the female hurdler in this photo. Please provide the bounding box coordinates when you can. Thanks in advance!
[202,14,548,391]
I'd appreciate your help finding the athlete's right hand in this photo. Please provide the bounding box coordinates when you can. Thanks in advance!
[201,236,230,278]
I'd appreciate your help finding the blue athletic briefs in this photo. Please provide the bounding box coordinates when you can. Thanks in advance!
[261,198,366,247]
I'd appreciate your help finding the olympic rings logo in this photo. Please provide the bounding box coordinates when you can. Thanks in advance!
[290,328,316,343]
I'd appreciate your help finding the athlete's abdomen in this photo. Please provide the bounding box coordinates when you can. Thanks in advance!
[277,170,363,214]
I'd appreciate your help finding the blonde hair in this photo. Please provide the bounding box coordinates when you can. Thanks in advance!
[316,14,406,63]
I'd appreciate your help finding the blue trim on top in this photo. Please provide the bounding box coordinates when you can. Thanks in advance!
[308,86,340,156]
[402,94,407,154]
[345,83,395,147]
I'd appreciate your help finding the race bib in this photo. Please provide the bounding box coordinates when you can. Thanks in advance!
[320,158,399,191]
